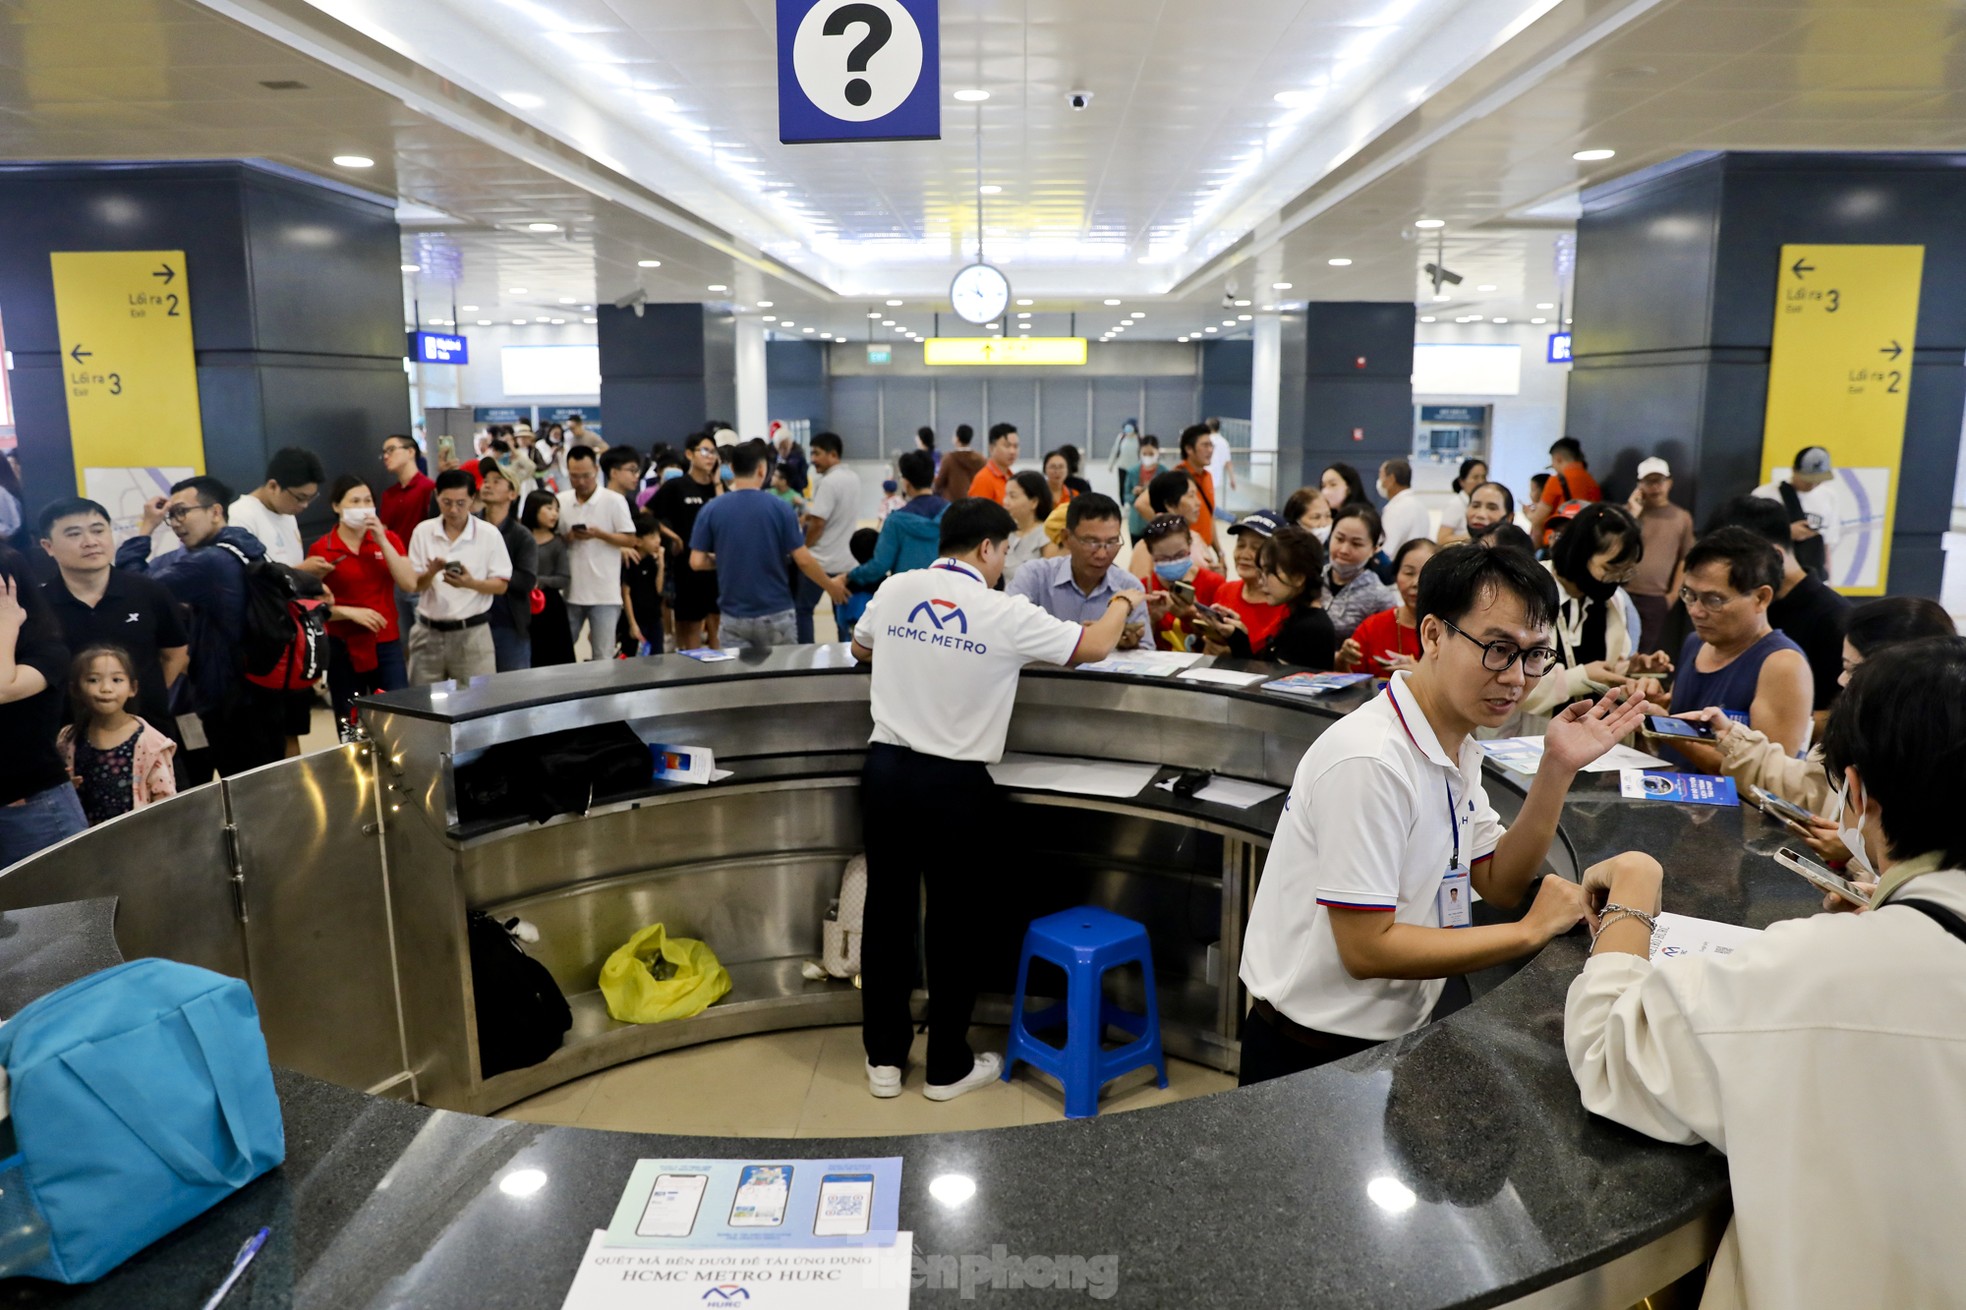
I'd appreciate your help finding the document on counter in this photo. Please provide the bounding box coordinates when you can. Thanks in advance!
[1650,912,1762,962]
[1190,776,1285,809]
[1477,737,1670,776]
[1261,671,1373,697]
[1074,650,1202,677]
[562,1229,913,1309]
[678,647,737,662]
[988,754,1160,799]
[605,1158,903,1251]
[1174,666,1273,688]
[1619,770,1740,806]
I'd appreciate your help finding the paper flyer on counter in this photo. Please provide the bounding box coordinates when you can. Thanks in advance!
[561,1229,913,1309]
[1650,912,1762,961]
[1261,671,1373,696]
[1618,770,1740,806]
[605,1159,903,1250]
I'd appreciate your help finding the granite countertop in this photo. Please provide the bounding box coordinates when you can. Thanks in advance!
[6,679,1810,1308]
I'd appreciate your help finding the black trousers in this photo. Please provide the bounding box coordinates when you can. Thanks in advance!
[1237,975,1473,1087]
[860,742,996,1085]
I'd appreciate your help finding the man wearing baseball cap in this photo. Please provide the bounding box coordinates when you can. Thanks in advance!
[1624,457,1695,654]
[1753,446,1841,582]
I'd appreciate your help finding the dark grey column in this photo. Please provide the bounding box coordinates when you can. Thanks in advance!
[1276,302,1415,492]
[1199,339,1253,422]
[0,161,410,530]
[1568,151,1966,596]
[596,304,739,446]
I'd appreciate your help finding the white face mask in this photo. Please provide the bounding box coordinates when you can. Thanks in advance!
[1313,525,1332,546]
[341,507,375,529]
[1830,775,1877,880]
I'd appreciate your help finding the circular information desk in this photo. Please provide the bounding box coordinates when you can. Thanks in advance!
[0,647,1826,1307]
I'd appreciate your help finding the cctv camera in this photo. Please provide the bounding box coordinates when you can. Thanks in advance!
[614,287,648,311]
[1067,91,1093,111]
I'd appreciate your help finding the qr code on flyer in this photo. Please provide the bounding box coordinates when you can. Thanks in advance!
[822,1192,866,1217]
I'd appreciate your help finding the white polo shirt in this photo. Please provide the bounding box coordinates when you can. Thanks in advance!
[226,494,303,567]
[556,486,635,606]
[408,514,512,623]
[854,558,1085,764]
[1240,671,1505,1041]
[1379,487,1434,554]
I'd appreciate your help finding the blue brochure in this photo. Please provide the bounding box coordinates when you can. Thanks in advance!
[1619,770,1739,807]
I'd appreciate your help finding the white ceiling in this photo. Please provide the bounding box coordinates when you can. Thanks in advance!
[3,0,1965,345]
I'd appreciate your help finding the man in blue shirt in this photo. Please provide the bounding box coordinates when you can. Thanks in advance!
[689,441,846,649]
[1006,494,1148,649]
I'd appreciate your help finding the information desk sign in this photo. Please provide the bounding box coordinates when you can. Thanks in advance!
[778,0,939,143]
[49,250,204,488]
[1761,243,1923,594]
[409,330,469,365]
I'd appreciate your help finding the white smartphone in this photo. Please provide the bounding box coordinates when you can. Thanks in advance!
[1775,846,1870,907]
[812,1172,875,1237]
[636,1172,708,1237]
[728,1164,792,1228]
[1745,785,1816,830]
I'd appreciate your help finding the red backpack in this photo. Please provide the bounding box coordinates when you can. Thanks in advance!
[214,543,330,691]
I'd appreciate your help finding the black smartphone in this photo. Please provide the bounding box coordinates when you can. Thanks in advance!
[1746,784,1816,829]
[1641,714,1713,740]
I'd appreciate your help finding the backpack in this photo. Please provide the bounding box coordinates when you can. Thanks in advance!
[466,912,572,1077]
[822,855,867,980]
[214,542,329,690]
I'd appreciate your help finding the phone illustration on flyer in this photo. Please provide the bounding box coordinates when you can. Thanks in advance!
[728,1164,793,1227]
[813,1172,876,1236]
[635,1172,708,1237]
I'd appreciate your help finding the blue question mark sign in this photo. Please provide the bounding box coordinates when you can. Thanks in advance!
[780,0,939,143]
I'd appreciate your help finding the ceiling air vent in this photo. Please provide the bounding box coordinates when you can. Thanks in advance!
[258,80,308,91]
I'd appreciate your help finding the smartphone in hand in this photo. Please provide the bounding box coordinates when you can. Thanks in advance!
[1775,846,1870,906]
[1641,714,1713,741]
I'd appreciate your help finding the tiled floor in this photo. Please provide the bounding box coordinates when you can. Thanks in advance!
[496,1025,1237,1138]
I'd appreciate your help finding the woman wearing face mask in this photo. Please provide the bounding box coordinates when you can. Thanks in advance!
[306,476,420,726]
[1441,480,1515,546]
[1319,463,1369,513]
[1338,538,1438,676]
[1321,504,1396,641]
[1001,471,1053,587]
[1565,636,1966,1310]
[1283,487,1333,542]
[1139,515,1215,652]
[1124,436,1162,537]
[1519,503,1665,717]
[1433,458,1488,543]
[1127,469,1220,577]
[1681,597,1957,864]
[1222,528,1334,669]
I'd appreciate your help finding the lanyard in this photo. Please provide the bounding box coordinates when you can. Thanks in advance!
[1444,776,1462,871]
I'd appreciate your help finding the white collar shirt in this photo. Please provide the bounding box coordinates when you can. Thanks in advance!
[408,514,512,622]
[1240,670,1505,1040]
[854,558,1085,763]
[1379,487,1435,556]
[556,486,636,605]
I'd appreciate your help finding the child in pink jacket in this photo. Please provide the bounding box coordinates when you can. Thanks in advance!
[57,645,176,824]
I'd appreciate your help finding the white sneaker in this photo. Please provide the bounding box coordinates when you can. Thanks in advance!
[923,1052,1003,1102]
[865,1061,903,1099]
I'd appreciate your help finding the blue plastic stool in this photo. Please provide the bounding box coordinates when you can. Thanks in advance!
[1001,906,1168,1118]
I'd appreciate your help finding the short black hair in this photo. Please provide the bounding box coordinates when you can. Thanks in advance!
[632,510,660,537]
[566,444,598,466]
[684,432,718,454]
[987,422,1018,447]
[1483,524,1535,553]
[939,497,1016,555]
[266,446,324,489]
[1064,492,1122,533]
[1178,423,1209,458]
[1382,457,1412,489]
[730,443,768,479]
[896,449,935,491]
[849,527,880,564]
[916,426,935,448]
[1709,494,1792,552]
[954,424,974,446]
[1331,501,1384,548]
[382,433,417,454]
[1844,597,1955,658]
[38,496,110,538]
[1549,436,1584,463]
[1528,472,1550,498]
[328,475,373,508]
[1416,542,1557,634]
[1823,637,1966,870]
[1147,469,1192,514]
[1139,434,1160,452]
[519,489,557,530]
[1009,470,1051,520]
[1059,445,1083,475]
[1684,526,1782,596]
[810,431,844,458]
[432,470,476,498]
[170,475,233,509]
[1550,502,1643,582]
[600,446,642,478]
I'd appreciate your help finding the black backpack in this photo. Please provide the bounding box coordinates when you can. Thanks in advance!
[466,911,572,1078]
[214,542,329,689]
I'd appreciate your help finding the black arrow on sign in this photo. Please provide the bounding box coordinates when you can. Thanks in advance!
[152,263,175,285]
[1791,257,1816,280]
[1880,340,1904,361]
[69,343,91,364]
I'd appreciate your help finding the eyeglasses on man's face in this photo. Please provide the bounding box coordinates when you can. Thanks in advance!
[1678,586,1742,612]
[1439,617,1558,677]
[164,504,210,525]
[1072,533,1123,553]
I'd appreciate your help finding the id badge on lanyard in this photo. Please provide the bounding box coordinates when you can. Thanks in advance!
[1437,778,1472,928]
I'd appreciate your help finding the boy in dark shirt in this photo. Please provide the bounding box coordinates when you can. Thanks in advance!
[619,512,667,657]
[836,528,882,633]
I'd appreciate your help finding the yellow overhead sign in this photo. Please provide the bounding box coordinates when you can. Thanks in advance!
[923,336,1088,366]
[50,250,205,488]
[1761,243,1923,595]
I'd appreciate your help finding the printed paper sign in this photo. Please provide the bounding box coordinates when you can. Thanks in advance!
[1619,770,1740,807]
[606,1159,903,1250]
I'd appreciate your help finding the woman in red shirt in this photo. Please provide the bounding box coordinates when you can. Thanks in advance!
[1138,515,1224,651]
[307,476,421,730]
[1042,450,1078,512]
[1339,537,1439,676]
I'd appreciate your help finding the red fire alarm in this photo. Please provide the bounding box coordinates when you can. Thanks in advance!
[1351,427,1365,442]
[1354,355,1367,370]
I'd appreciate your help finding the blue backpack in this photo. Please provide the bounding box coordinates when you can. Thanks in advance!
[0,959,285,1283]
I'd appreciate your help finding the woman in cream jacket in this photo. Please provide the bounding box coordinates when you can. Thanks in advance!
[1519,504,1670,716]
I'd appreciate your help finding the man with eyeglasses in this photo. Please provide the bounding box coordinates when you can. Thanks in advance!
[117,476,285,779]
[1006,494,1148,651]
[1238,544,1647,1085]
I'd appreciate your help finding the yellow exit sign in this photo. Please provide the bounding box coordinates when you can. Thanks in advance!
[922,336,1088,366]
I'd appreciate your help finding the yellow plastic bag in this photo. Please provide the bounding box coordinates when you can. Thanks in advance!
[598,924,732,1024]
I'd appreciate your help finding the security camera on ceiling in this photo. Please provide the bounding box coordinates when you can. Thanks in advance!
[1067,91,1093,111]
[1424,262,1463,291]
[615,287,648,318]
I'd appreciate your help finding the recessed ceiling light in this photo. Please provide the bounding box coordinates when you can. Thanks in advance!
[978,184,1002,195]
[477,320,491,326]
[780,320,795,327]
[1536,302,1555,310]
[757,300,773,308]
[708,284,727,292]
[763,315,777,322]
[558,297,575,304]
[1272,282,1293,290]
[986,322,1000,330]
[512,319,526,325]
[1531,317,1548,324]
[583,317,597,324]
[1016,299,1033,306]
[461,305,478,311]
[882,320,895,326]
[499,91,544,109]
[1273,90,1317,108]
[1492,316,1509,323]
[551,318,566,324]
[953,89,990,102]
[1237,314,1252,321]
[1222,319,1236,326]
[1104,299,1122,306]
[1019,323,1031,329]
[1419,316,1436,323]
[534,316,550,323]
[886,299,904,306]
[1327,257,1352,266]
[509,286,528,294]
[527,222,559,232]
[1017,312,1031,319]
[1234,299,1252,307]
[802,327,815,333]
[1130,312,1146,319]
[1414,218,1445,230]
[1177,335,1189,342]
[1477,284,1497,291]
[636,259,661,268]
[1573,148,1616,161]
[1433,293,1452,302]
[400,264,420,274]
[868,312,882,319]
[1204,326,1218,333]
[333,155,375,168]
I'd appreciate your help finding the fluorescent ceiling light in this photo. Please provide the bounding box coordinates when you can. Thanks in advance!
[978,185,1002,195]
[509,286,528,293]
[1327,257,1352,266]
[583,317,597,324]
[757,300,773,308]
[1104,299,1122,306]
[1413,218,1445,229]
[477,319,491,325]
[882,320,895,326]
[527,222,559,232]
[1420,316,1436,323]
[1272,282,1293,290]
[1016,312,1031,319]
[512,319,526,325]
[400,263,420,273]
[867,312,882,319]
[1204,327,1218,333]
[499,92,544,109]
[1130,312,1145,319]
[1433,293,1451,302]
[1536,302,1555,309]
[802,327,815,333]
[1492,317,1508,323]
[636,259,661,268]
[558,297,575,304]
[1531,317,1547,324]
[461,305,477,311]
[333,155,374,168]
[763,316,776,322]
[1573,148,1616,161]
[708,284,728,292]
[953,89,990,102]
[1234,299,1252,307]
[1238,314,1253,321]
[886,299,904,306]
[1016,299,1033,306]
[780,321,794,327]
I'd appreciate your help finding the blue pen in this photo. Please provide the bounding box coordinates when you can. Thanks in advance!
[200,1227,269,1310]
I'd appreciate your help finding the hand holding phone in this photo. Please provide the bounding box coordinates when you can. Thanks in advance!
[1745,784,1816,829]
[1775,846,1870,907]
[1641,714,1713,740]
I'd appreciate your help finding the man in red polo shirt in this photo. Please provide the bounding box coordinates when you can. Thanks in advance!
[379,434,435,639]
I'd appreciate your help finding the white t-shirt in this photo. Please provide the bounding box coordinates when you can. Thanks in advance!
[226,494,303,567]
[1206,434,1232,492]
[854,558,1084,763]
[556,487,635,606]
[1378,487,1434,555]
[1752,478,1846,555]
[1240,671,1505,1040]
[806,464,864,574]
[408,514,512,622]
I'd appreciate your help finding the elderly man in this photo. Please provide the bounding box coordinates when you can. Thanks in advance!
[1005,493,1147,651]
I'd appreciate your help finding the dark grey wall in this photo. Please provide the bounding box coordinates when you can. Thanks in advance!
[0,161,410,533]
[1280,302,1416,489]
[597,304,738,446]
[765,340,829,433]
[1571,151,1966,595]
[1199,340,1253,422]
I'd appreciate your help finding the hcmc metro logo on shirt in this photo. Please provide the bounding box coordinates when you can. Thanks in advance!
[907,598,968,633]
[890,597,989,654]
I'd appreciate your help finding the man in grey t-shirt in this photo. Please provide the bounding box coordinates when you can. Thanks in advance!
[803,432,863,642]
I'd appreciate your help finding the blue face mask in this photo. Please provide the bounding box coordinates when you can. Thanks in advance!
[719,469,733,484]
[661,467,683,482]
[1153,557,1193,583]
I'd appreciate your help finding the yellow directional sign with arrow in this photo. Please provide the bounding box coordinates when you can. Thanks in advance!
[50,250,205,488]
[1761,243,1922,595]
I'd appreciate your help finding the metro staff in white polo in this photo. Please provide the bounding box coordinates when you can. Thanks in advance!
[1239,544,1647,1085]
[851,498,1144,1103]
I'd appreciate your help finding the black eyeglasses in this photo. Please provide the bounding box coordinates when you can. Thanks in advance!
[1438,618,1559,677]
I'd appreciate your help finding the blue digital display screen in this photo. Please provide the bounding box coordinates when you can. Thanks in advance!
[409,330,469,365]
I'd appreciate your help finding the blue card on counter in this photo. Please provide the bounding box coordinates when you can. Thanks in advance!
[605,1158,903,1249]
[1261,671,1372,696]
[679,647,737,662]
[1619,770,1739,806]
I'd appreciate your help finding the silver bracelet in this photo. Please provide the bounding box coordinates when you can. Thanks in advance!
[1601,902,1659,929]
[1591,905,1658,951]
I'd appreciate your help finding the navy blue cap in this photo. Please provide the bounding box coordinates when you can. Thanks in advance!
[1227,509,1285,538]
